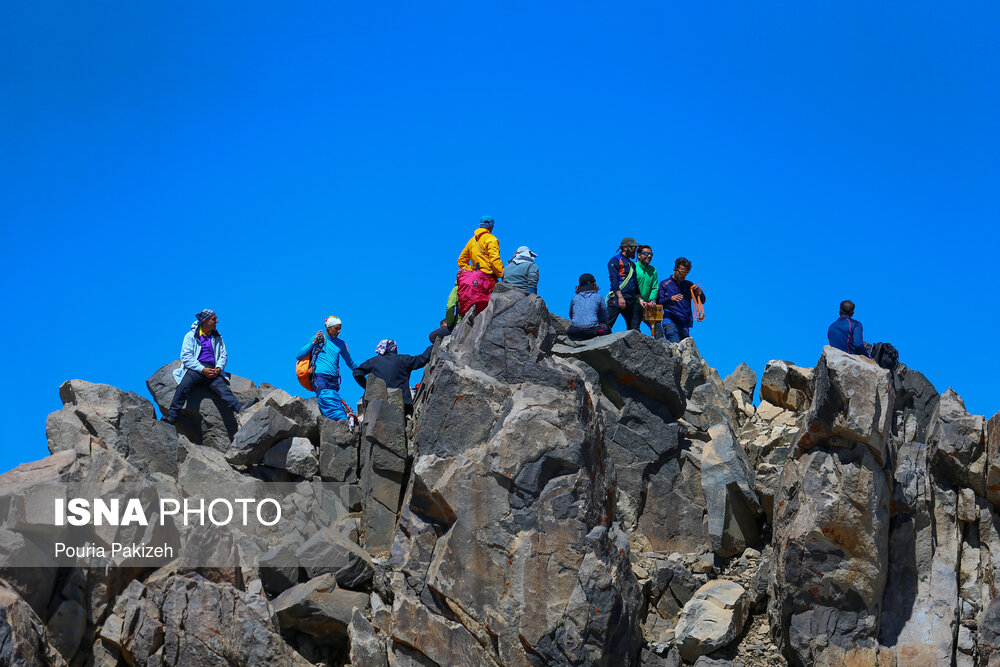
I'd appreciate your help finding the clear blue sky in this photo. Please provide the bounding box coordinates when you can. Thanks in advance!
[2,3,997,474]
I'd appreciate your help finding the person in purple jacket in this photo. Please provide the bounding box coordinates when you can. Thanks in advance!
[827,300,871,357]
[656,257,706,343]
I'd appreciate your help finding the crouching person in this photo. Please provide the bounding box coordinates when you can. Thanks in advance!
[568,273,611,340]
[296,316,357,421]
[163,309,245,424]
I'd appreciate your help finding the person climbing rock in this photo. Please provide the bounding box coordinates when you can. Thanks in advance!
[353,339,433,414]
[828,300,871,357]
[606,237,642,331]
[163,309,245,424]
[656,257,706,343]
[568,273,611,340]
[296,316,357,420]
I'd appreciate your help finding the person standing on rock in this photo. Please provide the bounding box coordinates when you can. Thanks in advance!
[606,237,642,331]
[163,309,246,424]
[504,245,540,294]
[353,339,433,415]
[635,244,662,339]
[656,257,706,343]
[568,273,612,339]
[828,300,871,357]
[296,316,358,420]
[457,215,504,316]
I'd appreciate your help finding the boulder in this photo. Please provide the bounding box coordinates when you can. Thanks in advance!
[0,582,68,667]
[349,607,388,667]
[700,423,763,557]
[319,416,359,482]
[359,379,408,555]
[224,405,297,466]
[892,364,940,443]
[723,362,757,402]
[674,580,749,662]
[989,411,1000,508]
[927,388,986,496]
[262,437,318,478]
[760,360,813,413]
[272,574,369,639]
[44,408,91,455]
[295,527,374,588]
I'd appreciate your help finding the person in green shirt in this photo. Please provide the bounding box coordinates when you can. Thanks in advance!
[635,245,662,339]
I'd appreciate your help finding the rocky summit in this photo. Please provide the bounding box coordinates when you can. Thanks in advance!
[3,282,998,666]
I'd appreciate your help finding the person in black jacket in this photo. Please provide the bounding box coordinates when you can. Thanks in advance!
[353,339,433,414]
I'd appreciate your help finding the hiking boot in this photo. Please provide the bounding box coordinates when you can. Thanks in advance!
[161,414,177,425]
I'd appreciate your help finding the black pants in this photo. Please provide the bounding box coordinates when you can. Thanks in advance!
[607,297,642,331]
[567,323,611,340]
[167,369,241,419]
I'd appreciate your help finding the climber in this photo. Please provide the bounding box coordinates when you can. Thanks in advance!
[504,245,540,294]
[656,257,706,343]
[163,309,246,424]
[635,245,661,339]
[828,300,871,357]
[429,319,452,343]
[295,316,357,420]
[606,237,642,331]
[568,273,611,340]
[353,339,433,414]
[457,215,504,316]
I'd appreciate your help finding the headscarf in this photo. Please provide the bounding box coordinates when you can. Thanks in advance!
[325,316,342,328]
[510,246,537,264]
[196,309,216,322]
[375,339,397,356]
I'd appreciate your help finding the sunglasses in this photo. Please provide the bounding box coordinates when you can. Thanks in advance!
[638,252,652,257]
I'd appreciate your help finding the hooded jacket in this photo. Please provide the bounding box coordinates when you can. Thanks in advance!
[173,321,228,384]
[458,228,504,277]
[504,249,539,294]
[353,346,433,405]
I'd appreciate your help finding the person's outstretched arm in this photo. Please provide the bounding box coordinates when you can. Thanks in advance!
[408,345,434,371]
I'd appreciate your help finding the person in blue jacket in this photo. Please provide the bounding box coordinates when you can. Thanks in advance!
[656,257,706,343]
[163,309,246,424]
[828,300,871,357]
[606,237,642,331]
[296,316,358,420]
[568,273,611,340]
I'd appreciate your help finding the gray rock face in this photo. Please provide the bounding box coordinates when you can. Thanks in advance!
[295,527,374,588]
[989,411,1000,509]
[675,580,750,662]
[224,405,298,466]
[359,379,408,556]
[319,416,359,483]
[701,423,763,557]
[262,436,318,478]
[272,574,369,640]
[0,582,67,667]
[760,360,813,413]
[927,388,986,495]
[723,362,757,402]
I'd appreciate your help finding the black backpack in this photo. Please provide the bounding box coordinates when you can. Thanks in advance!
[870,342,899,373]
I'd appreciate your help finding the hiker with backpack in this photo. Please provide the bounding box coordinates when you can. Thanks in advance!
[828,300,871,357]
[606,237,643,331]
[635,244,662,339]
[295,316,358,420]
[568,273,611,340]
[353,339,433,415]
[504,245,539,294]
[163,309,247,424]
[656,257,706,343]
[456,216,504,316]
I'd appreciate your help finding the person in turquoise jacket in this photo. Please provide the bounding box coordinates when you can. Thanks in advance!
[296,316,357,420]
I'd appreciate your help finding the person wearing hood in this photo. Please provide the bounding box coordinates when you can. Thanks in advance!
[504,246,540,294]
[568,273,611,340]
[456,216,503,316]
[163,309,246,424]
[296,316,358,420]
[353,339,433,414]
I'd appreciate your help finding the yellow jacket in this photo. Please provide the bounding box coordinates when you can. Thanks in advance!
[457,228,504,277]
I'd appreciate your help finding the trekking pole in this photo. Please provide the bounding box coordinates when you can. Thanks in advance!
[691,285,705,322]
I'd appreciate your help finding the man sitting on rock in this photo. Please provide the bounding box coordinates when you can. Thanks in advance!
[568,273,611,340]
[353,339,433,415]
[656,257,706,343]
[163,309,245,424]
[296,316,358,420]
[827,300,871,357]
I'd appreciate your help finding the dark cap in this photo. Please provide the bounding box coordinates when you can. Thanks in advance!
[619,237,639,249]
[578,273,597,288]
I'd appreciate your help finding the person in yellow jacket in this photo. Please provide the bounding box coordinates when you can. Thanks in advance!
[457,216,504,278]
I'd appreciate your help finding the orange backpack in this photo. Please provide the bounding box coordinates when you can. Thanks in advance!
[296,338,324,391]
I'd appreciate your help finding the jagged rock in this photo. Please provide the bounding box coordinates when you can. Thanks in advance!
[700,423,762,557]
[295,527,374,588]
[259,542,301,595]
[58,379,180,476]
[147,361,260,451]
[927,388,986,496]
[224,405,297,466]
[980,596,1000,666]
[262,436,318,478]
[760,360,813,413]
[359,379,408,556]
[989,411,1000,509]
[674,580,749,662]
[723,363,757,402]
[319,416,359,482]
[893,363,940,443]
[638,442,709,554]
[693,658,744,667]
[45,598,86,660]
[0,582,68,667]
[642,554,699,623]
[674,338,734,435]
[739,400,801,520]
[44,408,90,455]
[349,607,388,667]
[272,573,369,639]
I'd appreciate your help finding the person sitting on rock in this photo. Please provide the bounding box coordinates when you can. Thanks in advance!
[828,300,871,357]
[568,273,611,340]
[504,245,539,294]
[163,309,246,424]
[353,339,433,415]
[456,216,503,316]
[656,257,706,343]
[635,244,661,339]
[606,237,642,331]
[296,316,358,420]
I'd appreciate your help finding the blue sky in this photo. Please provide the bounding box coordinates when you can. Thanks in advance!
[2,3,997,474]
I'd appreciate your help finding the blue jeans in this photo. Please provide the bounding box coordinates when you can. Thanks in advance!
[168,369,242,419]
[314,373,348,420]
[661,320,690,343]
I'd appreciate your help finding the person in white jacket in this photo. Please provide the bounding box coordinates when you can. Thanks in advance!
[162,309,245,424]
